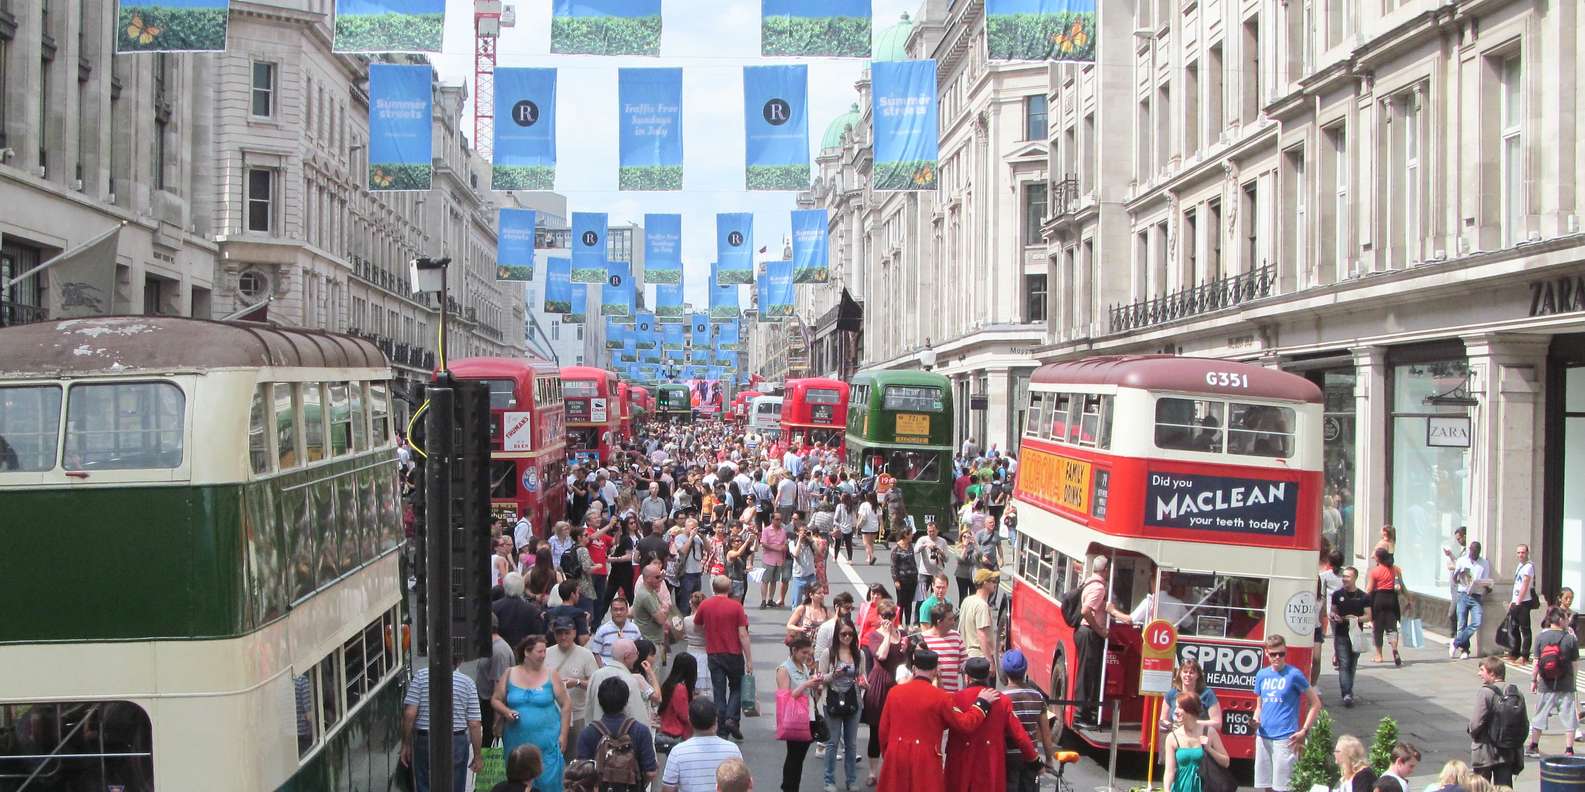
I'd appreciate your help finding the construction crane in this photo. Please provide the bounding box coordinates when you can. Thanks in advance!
[473,0,516,160]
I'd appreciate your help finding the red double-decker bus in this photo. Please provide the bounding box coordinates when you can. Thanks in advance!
[631,386,652,422]
[446,357,568,533]
[1004,356,1323,760]
[781,378,849,451]
[729,390,762,423]
[561,366,621,467]
[616,380,635,442]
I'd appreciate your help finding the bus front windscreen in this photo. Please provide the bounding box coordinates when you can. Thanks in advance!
[660,390,690,410]
[806,388,842,404]
[882,385,943,412]
[564,380,600,398]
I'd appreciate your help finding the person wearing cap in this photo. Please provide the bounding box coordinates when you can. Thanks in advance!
[547,616,598,740]
[959,569,999,659]
[945,657,1038,792]
[999,650,1053,792]
[876,648,1000,792]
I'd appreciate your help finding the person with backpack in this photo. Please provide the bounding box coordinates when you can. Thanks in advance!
[1469,654,1527,786]
[575,676,658,792]
[1527,606,1579,757]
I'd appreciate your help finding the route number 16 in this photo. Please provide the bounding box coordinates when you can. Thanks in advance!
[1205,371,1250,389]
[1145,623,1175,651]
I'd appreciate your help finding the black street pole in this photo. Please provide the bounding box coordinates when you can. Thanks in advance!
[424,261,454,792]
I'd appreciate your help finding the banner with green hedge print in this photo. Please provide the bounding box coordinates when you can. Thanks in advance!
[643,214,683,283]
[871,60,939,191]
[603,261,634,317]
[367,63,433,192]
[570,212,608,283]
[743,65,811,191]
[492,68,557,191]
[716,213,754,285]
[495,208,536,282]
[565,281,588,323]
[116,0,229,53]
[760,0,871,57]
[987,0,1096,62]
[545,258,572,314]
[655,282,685,322]
[552,0,661,56]
[333,0,445,53]
[618,68,684,191]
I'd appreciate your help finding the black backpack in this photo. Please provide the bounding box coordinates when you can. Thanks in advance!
[560,547,584,579]
[1060,580,1100,629]
[1484,684,1530,750]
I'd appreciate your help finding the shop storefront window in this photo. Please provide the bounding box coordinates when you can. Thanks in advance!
[1558,367,1585,599]
[1391,359,1471,595]
[1322,371,1357,559]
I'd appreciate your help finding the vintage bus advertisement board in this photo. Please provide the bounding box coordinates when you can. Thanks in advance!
[448,356,568,534]
[781,377,850,451]
[561,366,621,466]
[844,370,955,537]
[1004,356,1323,759]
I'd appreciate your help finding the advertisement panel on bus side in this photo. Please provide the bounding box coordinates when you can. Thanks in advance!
[1145,470,1299,537]
[1016,445,1108,520]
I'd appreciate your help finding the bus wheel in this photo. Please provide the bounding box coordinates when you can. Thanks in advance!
[1048,651,1069,744]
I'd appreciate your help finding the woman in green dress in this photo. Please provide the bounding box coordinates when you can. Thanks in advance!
[1163,695,1230,792]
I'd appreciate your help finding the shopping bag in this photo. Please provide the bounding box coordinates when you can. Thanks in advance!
[1401,617,1425,650]
[748,566,767,584]
[775,689,813,740]
[1348,619,1370,656]
[741,672,760,717]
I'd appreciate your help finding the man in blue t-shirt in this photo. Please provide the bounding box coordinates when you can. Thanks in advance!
[1251,635,1322,792]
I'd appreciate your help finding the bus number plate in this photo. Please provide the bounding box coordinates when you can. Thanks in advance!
[1222,711,1253,737]
[896,413,930,435]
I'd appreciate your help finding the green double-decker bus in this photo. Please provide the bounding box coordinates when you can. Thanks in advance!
[656,383,693,423]
[845,370,955,539]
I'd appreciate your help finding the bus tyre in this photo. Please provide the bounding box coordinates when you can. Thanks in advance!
[1048,650,1069,744]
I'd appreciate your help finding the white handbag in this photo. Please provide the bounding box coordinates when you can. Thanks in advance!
[1348,618,1370,655]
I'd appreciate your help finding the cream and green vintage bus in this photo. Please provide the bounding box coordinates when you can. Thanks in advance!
[0,317,409,791]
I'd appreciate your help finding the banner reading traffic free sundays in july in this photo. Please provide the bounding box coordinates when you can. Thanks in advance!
[655,283,685,321]
[571,212,608,283]
[791,209,830,283]
[759,260,795,319]
[367,64,433,191]
[743,65,810,191]
[618,68,683,191]
[545,258,572,314]
[760,0,871,57]
[496,209,536,282]
[605,318,627,350]
[552,0,661,56]
[333,0,445,52]
[716,213,754,285]
[871,60,939,191]
[635,312,658,349]
[116,0,230,53]
[492,68,557,190]
[986,0,1096,62]
[566,281,588,323]
[603,261,634,317]
[709,262,740,320]
[644,214,682,283]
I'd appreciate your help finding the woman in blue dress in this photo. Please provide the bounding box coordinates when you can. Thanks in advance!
[491,635,571,792]
[1163,696,1229,792]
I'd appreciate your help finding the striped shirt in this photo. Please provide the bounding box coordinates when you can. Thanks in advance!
[660,735,743,792]
[590,619,643,664]
[919,631,967,693]
[402,668,482,732]
[1004,684,1046,759]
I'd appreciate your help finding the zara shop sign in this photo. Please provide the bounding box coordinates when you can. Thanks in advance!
[1529,273,1585,317]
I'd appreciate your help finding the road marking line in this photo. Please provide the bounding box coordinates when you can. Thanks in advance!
[835,554,871,599]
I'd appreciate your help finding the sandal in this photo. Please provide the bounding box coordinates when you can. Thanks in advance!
[1393,650,1402,667]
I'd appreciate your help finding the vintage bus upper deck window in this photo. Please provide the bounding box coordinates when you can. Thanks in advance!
[1154,397,1294,458]
[369,381,391,442]
[882,385,943,412]
[250,385,272,474]
[64,381,185,470]
[302,383,327,462]
[485,379,520,409]
[0,384,63,471]
[274,382,299,469]
[349,382,368,452]
[328,383,353,456]
[806,388,842,404]
[564,380,600,398]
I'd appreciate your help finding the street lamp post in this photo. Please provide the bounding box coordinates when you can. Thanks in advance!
[918,338,937,372]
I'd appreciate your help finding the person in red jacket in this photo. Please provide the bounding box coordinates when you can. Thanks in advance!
[876,649,1000,792]
[945,657,1040,792]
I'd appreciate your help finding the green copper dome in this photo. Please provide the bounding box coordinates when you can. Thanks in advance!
[820,103,862,149]
[872,12,913,61]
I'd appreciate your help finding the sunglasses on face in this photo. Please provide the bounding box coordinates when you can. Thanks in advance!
[1267,651,1286,658]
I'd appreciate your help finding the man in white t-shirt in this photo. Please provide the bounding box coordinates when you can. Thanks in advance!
[661,698,743,792]
[512,515,533,554]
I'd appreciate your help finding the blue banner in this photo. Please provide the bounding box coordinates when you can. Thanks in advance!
[551,0,661,56]
[690,313,711,347]
[871,60,939,191]
[690,347,710,364]
[662,322,686,351]
[619,340,639,363]
[707,366,725,382]
[709,262,740,320]
[716,213,754,285]
[618,68,684,191]
[642,345,661,363]
[333,0,445,53]
[566,282,588,323]
[570,212,608,283]
[760,260,795,319]
[492,68,556,190]
[743,65,810,191]
[987,0,1096,62]
[117,0,230,53]
[643,213,682,284]
[367,63,433,191]
[496,208,536,282]
[761,0,870,57]
[665,347,686,363]
[603,260,633,317]
[634,311,657,349]
[605,318,627,351]
[790,209,829,283]
[716,321,740,352]
[655,283,685,321]
[545,258,572,313]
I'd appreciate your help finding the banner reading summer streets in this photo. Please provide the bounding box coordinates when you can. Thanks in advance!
[570,212,608,283]
[367,63,433,191]
[602,261,634,317]
[605,318,628,351]
[760,0,871,57]
[662,322,686,351]
[871,60,940,191]
[544,258,573,314]
[565,280,588,323]
[716,213,754,285]
[986,0,1097,62]
[791,209,830,283]
[758,260,796,319]
[492,68,557,190]
[644,214,683,284]
[618,68,684,191]
[709,262,740,320]
[743,65,810,191]
[333,0,445,53]
[654,282,685,321]
[496,208,536,282]
[116,0,230,53]
[552,0,662,56]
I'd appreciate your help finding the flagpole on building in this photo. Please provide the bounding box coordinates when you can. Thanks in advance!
[1,222,125,291]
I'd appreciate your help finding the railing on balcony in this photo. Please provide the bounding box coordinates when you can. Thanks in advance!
[0,301,48,328]
[1051,174,1080,218]
[1107,263,1276,334]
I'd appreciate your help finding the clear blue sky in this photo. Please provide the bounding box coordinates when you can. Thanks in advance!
[434,0,915,309]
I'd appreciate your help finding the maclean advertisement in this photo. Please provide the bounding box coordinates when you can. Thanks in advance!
[1144,471,1298,537]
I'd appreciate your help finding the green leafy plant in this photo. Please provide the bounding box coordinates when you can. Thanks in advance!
[491,165,554,191]
[873,159,938,191]
[760,15,871,57]
[368,163,432,192]
[1369,715,1399,774]
[570,267,607,284]
[117,6,228,52]
[496,266,533,282]
[709,307,740,320]
[793,266,830,284]
[646,270,682,284]
[543,299,572,314]
[551,15,662,56]
[619,165,683,191]
[1290,710,1342,792]
[655,305,686,318]
[333,12,444,52]
[747,163,812,191]
[563,312,585,323]
[601,304,632,318]
[715,269,753,285]
[986,11,1096,61]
